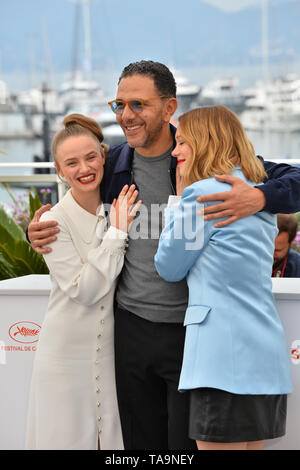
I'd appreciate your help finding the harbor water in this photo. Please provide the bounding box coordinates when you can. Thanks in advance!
[1,115,300,207]
[0,136,44,207]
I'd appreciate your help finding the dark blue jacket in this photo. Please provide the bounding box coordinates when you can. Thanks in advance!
[274,249,300,278]
[101,124,300,213]
[285,249,300,277]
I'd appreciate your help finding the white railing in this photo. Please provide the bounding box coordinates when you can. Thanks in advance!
[0,160,300,202]
[0,162,67,200]
[268,160,300,165]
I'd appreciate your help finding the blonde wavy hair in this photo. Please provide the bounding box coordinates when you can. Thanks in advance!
[178,106,267,186]
[52,113,108,169]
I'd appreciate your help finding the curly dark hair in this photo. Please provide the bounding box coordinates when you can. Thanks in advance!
[118,60,177,98]
[277,214,298,243]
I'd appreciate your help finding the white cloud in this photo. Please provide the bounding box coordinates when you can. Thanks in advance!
[202,0,261,13]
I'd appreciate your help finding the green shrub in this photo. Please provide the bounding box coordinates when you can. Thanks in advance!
[0,189,49,280]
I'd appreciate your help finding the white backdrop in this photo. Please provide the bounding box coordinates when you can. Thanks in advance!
[0,275,50,450]
[0,275,299,450]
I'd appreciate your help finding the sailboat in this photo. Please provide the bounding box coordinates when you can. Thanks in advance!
[240,75,300,132]
[58,0,107,114]
[173,69,200,115]
[0,79,17,112]
[240,0,300,132]
[198,77,246,114]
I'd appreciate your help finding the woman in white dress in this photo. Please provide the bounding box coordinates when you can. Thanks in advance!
[25,114,141,450]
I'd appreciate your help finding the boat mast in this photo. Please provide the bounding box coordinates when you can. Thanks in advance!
[70,0,92,86]
[261,0,270,156]
[41,14,54,90]
[82,0,92,83]
[262,0,269,85]
[71,0,81,87]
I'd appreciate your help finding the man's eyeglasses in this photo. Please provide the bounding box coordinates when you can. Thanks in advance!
[108,96,168,115]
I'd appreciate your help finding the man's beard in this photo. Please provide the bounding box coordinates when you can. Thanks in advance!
[123,116,165,150]
[136,121,164,149]
[273,257,285,269]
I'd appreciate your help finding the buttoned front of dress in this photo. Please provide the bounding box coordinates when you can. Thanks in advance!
[25,190,126,450]
[93,302,107,440]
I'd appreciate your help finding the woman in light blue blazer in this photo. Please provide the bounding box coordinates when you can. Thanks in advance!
[154,106,293,450]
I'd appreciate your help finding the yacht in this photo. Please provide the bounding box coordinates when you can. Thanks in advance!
[16,86,65,138]
[102,124,126,147]
[240,74,300,132]
[198,77,246,114]
[17,86,64,115]
[50,103,123,148]
[58,72,107,115]
[0,79,31,139]
[58,0,108,115]
[0,79,17,112]
[174,70,200,115]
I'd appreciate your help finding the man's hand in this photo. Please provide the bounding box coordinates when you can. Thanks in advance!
[28,204,59,254]
[197,174,266,227]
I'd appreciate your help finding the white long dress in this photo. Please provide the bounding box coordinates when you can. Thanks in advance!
[25,190,126,450]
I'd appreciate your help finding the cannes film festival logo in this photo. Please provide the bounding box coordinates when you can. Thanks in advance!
[291,340,300,365]
[0,341,6,365]
[9,322,41,344]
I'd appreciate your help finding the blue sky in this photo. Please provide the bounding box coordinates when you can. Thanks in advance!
[0,0,299,92]
[204,0,297,12]
[204,0,262,11]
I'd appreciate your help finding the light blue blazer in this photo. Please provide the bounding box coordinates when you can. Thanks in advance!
[154,168,293,395]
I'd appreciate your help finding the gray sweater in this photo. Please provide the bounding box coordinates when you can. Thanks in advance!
[116,148,188,323]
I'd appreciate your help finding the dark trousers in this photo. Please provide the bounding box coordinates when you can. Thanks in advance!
[114,305,196,450]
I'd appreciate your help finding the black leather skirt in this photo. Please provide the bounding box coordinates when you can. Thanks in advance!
[189,387,287,442]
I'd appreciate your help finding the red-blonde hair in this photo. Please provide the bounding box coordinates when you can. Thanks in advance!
[52,114,108,167]
[178,106,267,186]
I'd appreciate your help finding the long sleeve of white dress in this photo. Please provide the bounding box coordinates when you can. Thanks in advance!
[40,210,127,306]
[26,193,125,450]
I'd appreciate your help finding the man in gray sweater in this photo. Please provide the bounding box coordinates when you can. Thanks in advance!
[28,60,300,450]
